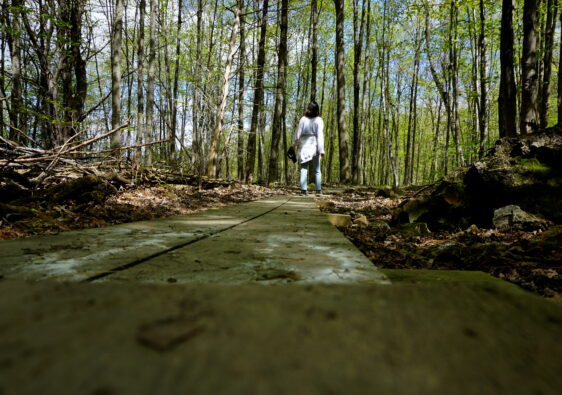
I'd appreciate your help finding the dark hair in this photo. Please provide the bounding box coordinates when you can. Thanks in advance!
[304,101,320,118]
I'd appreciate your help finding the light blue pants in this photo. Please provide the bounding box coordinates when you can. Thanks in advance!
[300,154,321,191]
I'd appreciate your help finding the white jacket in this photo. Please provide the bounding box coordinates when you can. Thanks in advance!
[292,116,324,164]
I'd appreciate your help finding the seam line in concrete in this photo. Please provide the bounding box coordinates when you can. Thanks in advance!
[83,197,293,283]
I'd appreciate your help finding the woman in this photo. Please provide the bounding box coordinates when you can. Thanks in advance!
[292,101,324,195]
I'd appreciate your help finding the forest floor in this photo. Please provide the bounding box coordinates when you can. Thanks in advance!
[0,179,560,299]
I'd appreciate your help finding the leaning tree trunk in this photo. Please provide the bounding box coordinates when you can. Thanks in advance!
[111,0,125,149]
[244,0,268,183]
[206,4,241,178]
[520,0,539,135]
[334,0,351,183]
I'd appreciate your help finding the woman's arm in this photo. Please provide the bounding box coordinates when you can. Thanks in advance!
[317,118,325,155]
[292,117,304,146]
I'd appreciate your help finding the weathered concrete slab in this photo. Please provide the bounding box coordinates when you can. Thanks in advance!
[104,197,388,285]
[0,278,560,395]
[0,197,291,281]
[0,196,387,285]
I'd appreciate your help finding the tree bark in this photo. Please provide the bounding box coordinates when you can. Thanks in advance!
[136,0,146,160]
[351,0,366,184]
[237,0,245,181]
[144,0,157,166]
[170,3,182,159]
[267,0,288,185]
[111,0,125,149]
[207,4,241,178]
[478,0,488,158]
[244,0,268,183]
[520,0,539,134]
[499,0,518,137]
[334,0,351,183]
[539,0,557,128]
[310,0,319,102]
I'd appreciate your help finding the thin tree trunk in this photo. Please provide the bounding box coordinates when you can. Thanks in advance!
[244,0,268,183]
[170,3,182,159]
[334,0,351,183]
[237,0,245,180]
[145,0,157,166]
[267,0,288,184]
[207,4,241,178]
[520,0,539,134]
[136,0,146,160]
[478,0,488,157]
[352,0,366,184]
[111,0,125,149]
[310,0,318,102]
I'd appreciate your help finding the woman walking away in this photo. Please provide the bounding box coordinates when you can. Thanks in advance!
[292,101,325,195]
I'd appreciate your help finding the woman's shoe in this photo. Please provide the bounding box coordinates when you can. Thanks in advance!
[300,190,308,195]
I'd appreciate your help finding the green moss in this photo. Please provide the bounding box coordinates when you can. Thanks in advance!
[513,157,551,174]
[530,225,562,250]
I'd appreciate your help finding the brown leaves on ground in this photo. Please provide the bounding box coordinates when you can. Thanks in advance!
[320,187,561,299]
[0,182,274,240]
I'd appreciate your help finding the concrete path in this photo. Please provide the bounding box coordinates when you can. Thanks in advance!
[0,195,561,395]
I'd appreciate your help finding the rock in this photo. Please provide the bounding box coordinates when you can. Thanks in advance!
[369,220,391,236]
[316,200,336,210]
[375,186,403,198]
[326,213,352,227]
[393,222,431,237]
[353,214,369,227]
[493,205,546,231]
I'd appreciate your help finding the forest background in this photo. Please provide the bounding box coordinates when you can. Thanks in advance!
[1,0,559,187]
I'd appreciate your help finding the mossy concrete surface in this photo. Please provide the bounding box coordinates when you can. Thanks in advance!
[0,196,561,394]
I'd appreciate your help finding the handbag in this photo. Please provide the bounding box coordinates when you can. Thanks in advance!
[287,146,297,163]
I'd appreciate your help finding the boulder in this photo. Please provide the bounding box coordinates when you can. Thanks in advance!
[493,205,546,231]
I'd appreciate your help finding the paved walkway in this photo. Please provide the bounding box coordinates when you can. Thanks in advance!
[0,195,561,394]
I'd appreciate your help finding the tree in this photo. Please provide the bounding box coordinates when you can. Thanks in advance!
[207,3,241,177]
[520,0,539,134]
[144,0,157,166]
[334,0,351,183]
[245,0,268,183]
[499,0,518,137]
[111,0,125,149]
[267,0,288,185]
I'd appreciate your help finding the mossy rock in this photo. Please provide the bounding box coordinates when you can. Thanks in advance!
[375,186,403,198]
[0,202,38,220]
[530,225,562,251]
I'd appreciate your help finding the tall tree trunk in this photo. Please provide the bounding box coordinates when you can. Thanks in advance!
[558,9,562,123]
[267,0,288,185]
[351,0,366,184]
[7,0,22,141]
[478,0,488,158]
[207,4,241,178]
[170,3,182,159]
[237,0,245,181]
[539,0,557,128]
[136,0,146,160]
[499,0,518,137]
[244,0,268,183]
[145,0,157,166]
[193,0,203,173]
[310,0,318,102]
[520,0,539,134]
[334,0,351,183]
[111,0,125,149]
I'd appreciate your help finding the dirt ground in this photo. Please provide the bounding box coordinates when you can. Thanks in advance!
[317,187,561,300]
